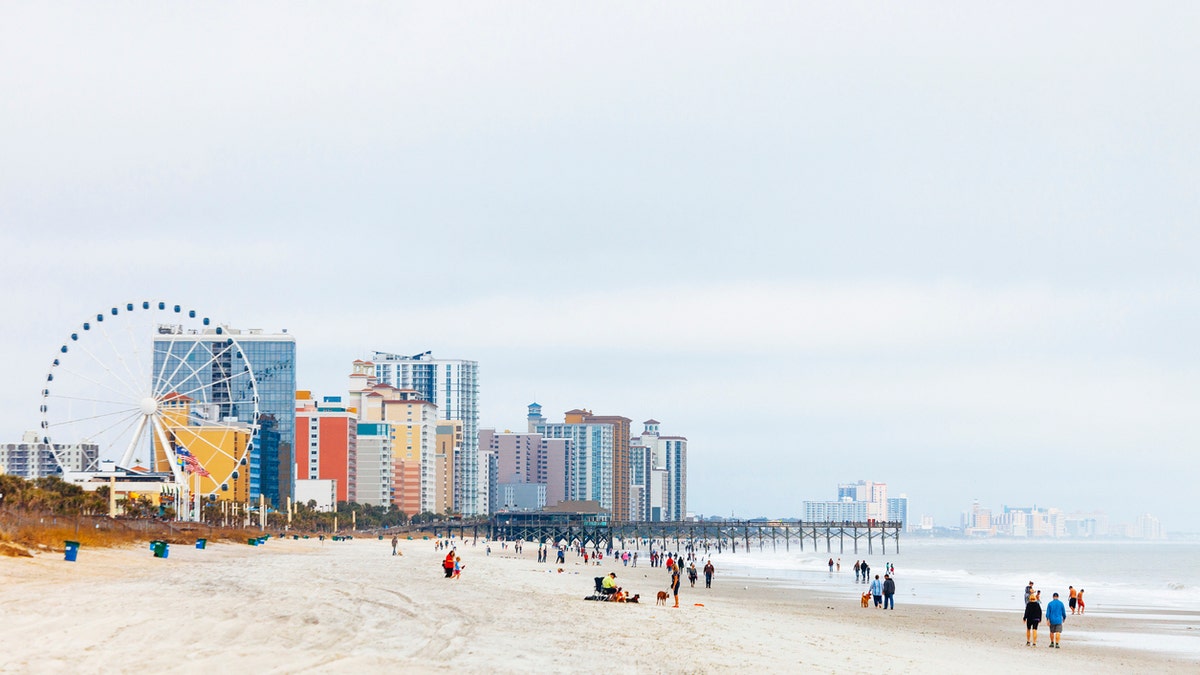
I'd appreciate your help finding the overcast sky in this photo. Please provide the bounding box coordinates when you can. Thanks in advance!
[2,3,1197,530]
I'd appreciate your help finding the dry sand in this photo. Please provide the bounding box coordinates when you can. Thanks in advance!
[1,536,1195,674]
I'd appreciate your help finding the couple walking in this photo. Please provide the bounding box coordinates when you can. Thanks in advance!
[868,574,896,609]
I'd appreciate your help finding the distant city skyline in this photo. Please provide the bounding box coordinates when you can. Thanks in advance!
[1,4,1196,531]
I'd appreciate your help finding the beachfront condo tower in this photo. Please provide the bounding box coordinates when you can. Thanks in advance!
[368,351,481,516]
[630,419,688,521]
[530,406,631,521]
[480,428,571,511]
[295,391,358,503]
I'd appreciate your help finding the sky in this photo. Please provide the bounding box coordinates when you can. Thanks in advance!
[1,3,1197,530]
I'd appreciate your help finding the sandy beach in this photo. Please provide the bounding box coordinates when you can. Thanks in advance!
[1,537,1195,674]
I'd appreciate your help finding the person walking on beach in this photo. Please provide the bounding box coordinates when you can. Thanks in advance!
[861,561,870,584]
[882,574,896,610]
[391,536,399,556]
[828,557,835,573]
[443,550,456,578]
[688,562,698,587]
[1068,586,1077,614]
[1076,589,1085,614]
[670,563,681,608]
[452,556,463,579]
[1046,592,1066,648]
[870,574,884,608]
[703,560,715,588]
[1024,581,1035,604]
[1023,590,1042,646]
[836,558,841,572]
[854,560,861,582]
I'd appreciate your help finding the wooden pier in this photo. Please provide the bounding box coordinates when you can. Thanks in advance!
[425,519,902,556]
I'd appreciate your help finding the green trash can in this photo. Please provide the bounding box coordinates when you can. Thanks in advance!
[64,541,80,562]
[248,538,258,546]
[151,541,169,558]
[195,539,207,550]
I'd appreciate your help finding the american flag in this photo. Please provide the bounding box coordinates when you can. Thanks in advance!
[175,446,212,478]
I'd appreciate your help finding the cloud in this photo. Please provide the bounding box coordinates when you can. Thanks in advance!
[281,280,1161,355]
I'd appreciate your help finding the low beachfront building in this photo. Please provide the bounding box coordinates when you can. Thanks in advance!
[803,499,869,522]
[0,432,98,478]
[295,478,337,512]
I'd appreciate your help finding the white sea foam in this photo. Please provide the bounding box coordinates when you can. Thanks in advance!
[702,538,1200,619]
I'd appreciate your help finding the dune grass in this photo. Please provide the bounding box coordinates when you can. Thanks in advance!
[0,513,271,557]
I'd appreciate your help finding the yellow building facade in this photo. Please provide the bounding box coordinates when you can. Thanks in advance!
[153,393,255,502]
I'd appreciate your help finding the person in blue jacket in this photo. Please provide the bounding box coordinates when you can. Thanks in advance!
[870,574,884,608]
[1045,592,1067,648]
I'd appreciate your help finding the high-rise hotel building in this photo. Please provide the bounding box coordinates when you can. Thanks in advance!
[630,420,687,521]
[369,351,480,515]
[154,326,296,506]
[527,404,641,522]
[295,392,358,503]
[480,427,570,512]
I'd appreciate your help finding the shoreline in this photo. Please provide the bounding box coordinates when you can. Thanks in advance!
[2,538,1196,673]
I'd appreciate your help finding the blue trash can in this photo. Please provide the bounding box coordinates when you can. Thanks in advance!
[64,541,80,562]
[195,539,207,550]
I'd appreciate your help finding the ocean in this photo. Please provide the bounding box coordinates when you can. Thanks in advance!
[703,537,1200,657]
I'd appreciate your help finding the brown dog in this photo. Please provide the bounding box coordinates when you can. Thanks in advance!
[656,590,669,606]
[860,592,870,608]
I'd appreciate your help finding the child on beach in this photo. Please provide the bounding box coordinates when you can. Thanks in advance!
[452,556,463,579]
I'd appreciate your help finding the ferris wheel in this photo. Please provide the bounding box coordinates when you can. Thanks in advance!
[40,302,260,499]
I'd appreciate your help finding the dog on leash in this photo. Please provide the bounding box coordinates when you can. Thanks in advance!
[860,592,871,608]
[656,590,669,606]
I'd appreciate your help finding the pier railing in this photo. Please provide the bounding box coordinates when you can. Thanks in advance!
[422,519,902,555]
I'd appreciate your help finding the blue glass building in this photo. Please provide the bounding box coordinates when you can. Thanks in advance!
[153,327,296,505]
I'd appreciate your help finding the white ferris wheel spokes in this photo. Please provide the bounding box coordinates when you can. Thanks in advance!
[41,302,260,501]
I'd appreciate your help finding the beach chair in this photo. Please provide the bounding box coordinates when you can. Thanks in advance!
[585,576,607,601]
